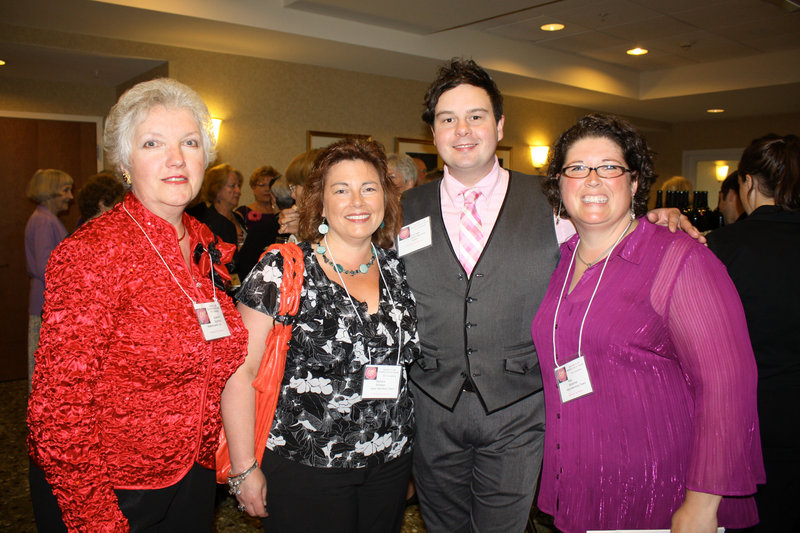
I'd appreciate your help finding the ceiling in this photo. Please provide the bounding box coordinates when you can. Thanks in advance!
[2,0,799,123]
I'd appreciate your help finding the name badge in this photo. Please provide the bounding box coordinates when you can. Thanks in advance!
[361,364,402,399]
[396,217,432,257]
[194,300,231,341]
[555,355,593,403]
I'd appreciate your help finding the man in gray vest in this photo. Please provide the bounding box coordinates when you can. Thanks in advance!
[400,59,697,533]
[400,58,557,533]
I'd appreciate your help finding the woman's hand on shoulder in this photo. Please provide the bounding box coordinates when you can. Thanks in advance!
[278,207,300,235]
[235,467,269,518]
[671,490,721,533]
[646,208,707,244]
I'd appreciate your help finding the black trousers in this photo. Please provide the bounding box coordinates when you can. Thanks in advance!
[29,460,215,532]
[260,449,412,533]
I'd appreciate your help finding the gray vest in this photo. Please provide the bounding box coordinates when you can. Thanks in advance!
[401,171,560,413]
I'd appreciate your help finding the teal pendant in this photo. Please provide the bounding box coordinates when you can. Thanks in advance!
[335,264,344,273]
[359,264,369,273]
[316,244,326,254]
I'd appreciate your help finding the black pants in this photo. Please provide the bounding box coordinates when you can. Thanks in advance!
[260,450,412,533]
[29,460,215,532]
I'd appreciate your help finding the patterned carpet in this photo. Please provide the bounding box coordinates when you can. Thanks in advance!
[0,379,426,532]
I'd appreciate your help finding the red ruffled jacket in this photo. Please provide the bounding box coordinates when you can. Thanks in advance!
[27,194,247,532]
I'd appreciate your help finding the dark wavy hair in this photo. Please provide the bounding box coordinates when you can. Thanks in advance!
[422,58,503,126]
[77,171,124,220]
[739,133,800,212]
[542,113,657,219]
[297,138,400,249]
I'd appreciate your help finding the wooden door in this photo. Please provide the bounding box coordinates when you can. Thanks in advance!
[0,117,98,381]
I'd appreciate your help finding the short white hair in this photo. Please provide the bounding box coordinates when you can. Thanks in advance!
[387,153,417,186]
[26,169,73,203]
[103,78,216,176]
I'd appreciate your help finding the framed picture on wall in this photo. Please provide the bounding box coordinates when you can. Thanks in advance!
[307,130,372,150]
[395,137,441,172]
[496,145,512,169]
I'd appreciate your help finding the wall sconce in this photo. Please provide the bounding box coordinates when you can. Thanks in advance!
[530,146,550,169]
[211,118,222,143]
[715,164,729,181]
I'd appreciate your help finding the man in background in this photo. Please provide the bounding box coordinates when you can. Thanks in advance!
[719,171,746,225]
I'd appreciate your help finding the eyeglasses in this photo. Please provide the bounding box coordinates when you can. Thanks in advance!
[561,165,631,179]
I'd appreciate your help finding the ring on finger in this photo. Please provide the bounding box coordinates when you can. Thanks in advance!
[238,503,246,512]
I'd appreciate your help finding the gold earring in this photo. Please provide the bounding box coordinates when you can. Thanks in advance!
[122,170,132,185]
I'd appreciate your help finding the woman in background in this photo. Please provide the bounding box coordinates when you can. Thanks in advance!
[199,163,246,249]
[277,148,321,239]
[75,170,124,227]
[237,165,280,232]
[531,113,764,533]
[24,168,73,388]
[27,78,247,532]
[222,138,418,533]
[236,166,281,278]
[707,134,800,532]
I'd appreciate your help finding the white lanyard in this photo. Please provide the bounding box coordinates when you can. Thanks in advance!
[123,200,219,305]
[551,217,632,369]
[324,236,403,366]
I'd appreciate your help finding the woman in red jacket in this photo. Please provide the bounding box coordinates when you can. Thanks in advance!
[27,78,247,532]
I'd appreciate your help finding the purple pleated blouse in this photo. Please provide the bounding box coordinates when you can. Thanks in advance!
[531,220,764,533]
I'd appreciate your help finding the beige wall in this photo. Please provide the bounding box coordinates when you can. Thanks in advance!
[0,24,596,205]
[2,23,797,207]
[647,112,800,191]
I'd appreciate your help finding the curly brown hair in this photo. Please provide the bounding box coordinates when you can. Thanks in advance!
[297,138,400,249]
[542,113,657,219]
[77,171,124,220]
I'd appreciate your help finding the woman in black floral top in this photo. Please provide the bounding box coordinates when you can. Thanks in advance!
[221,138,419,533]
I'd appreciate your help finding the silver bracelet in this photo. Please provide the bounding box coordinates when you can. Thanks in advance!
[227,459,259,496]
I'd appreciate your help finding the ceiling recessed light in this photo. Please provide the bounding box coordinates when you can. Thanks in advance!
[706,108,725,113]
[540,23,565,32]
[626,47,648,56]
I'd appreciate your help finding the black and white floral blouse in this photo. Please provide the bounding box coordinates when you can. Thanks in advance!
[237,242,419,469]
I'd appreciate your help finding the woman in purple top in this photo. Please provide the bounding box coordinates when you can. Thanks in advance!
[25,168,73,387]
[531,114,764,533]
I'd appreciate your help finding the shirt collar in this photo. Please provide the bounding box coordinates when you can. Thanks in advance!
[441,156,502,205]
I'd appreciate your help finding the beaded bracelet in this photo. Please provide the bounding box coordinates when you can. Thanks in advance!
[227,459,259,496]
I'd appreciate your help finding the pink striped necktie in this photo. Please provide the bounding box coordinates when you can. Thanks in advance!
[458,189,483,277]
